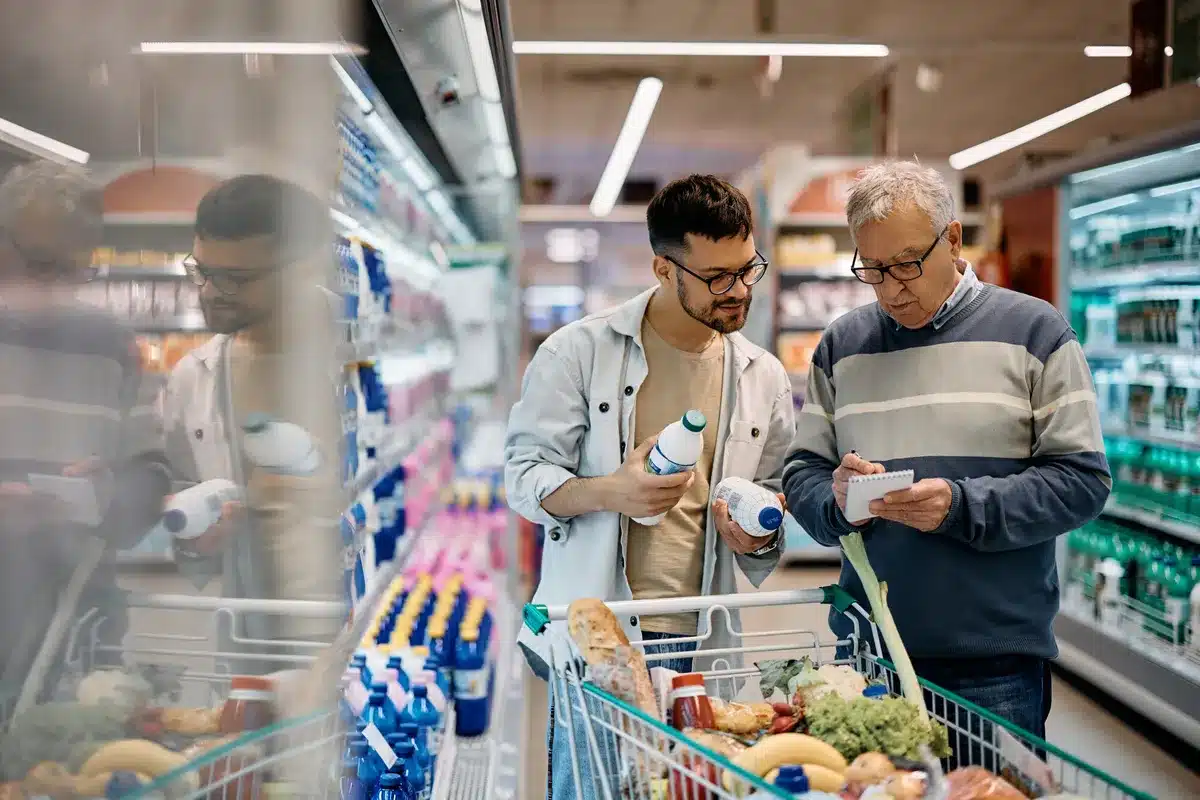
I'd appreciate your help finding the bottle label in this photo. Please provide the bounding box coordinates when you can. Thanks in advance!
[646,444,694,476]
[453,667,488,700]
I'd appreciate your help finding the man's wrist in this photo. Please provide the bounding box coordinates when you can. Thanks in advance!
[586,474,617,514]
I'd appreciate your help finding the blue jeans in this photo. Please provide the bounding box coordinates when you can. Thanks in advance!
[546,631,696,800]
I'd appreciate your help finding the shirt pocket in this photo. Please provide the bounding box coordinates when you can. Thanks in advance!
[723,419,766,479]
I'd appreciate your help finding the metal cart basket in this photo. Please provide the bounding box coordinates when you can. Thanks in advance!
[522,586,1154,800]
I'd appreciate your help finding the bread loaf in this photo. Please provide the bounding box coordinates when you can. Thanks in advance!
[566,599,659,722]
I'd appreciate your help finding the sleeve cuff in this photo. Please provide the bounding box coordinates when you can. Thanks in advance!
[932,480,964,536]
[522,463,576,530]
[827,494,869,535]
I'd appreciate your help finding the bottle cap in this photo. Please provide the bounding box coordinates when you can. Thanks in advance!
[682,409,707,432]
[411,646,429,658]
[774,765,809,792]
[862,684,889,699]
[378,774,402,789]
[669,673,706,690]
[230,675,275,692]
[757,506,784,532]
[412,685,428,698]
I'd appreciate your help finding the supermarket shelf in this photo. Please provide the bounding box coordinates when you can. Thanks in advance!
[1054,606,1200,750]
[1071,260,1200,290]
[346,409,445,496]
[1101,500,1200,546]
[1084,343,1200,359]
[1102,425,1200,452]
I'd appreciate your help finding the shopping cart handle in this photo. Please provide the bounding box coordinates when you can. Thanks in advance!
[523,603,550,634]
[822,584,858,614]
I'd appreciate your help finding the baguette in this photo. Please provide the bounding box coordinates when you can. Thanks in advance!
[567,599,659,722]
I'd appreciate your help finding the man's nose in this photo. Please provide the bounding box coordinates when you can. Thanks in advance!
[879,273,907,298]
[725,277,751,302]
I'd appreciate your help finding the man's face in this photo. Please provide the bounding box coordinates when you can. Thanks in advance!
[854,203,961,330]
[6,203,99,281]
[191,235,281,334]
[666,233,759,334]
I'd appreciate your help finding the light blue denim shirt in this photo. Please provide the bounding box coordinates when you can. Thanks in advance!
[890,260,983,330]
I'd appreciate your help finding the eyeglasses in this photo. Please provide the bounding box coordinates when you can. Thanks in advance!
[182,254,282,295]
[664,251,770,295]
[851,225,948,285]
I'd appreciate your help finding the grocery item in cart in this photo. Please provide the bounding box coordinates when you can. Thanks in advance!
[722,732,847,794]
[669,673,715,731]
[943,766,1026,800]
[805,694,950,762]
[633,409,707,525]
[566,598,659,721]
[712,477,784,537]
[219,676,276,734]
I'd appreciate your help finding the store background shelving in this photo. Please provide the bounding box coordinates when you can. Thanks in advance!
[1001,121,1200,751]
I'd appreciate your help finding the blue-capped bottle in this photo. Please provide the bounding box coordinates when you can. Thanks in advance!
[399,722,430,783]
[344,727,367,761]
[352,740,382,798]
[363,686,396,737]
[371,770,407,800]
[386,735,424,797]
[454,628,491,737]
[340,756,366,800]
[352,652,372,688]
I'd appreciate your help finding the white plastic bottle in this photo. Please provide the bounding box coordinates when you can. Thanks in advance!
[158,479,243,563]
[713,476,784,537]
[242,413,321,475]
[632,410,706,526]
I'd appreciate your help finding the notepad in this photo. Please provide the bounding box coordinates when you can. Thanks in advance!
[28,473,103,526]
[845,469,915,521]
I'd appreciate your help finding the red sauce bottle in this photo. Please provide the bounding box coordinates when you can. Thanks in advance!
[219,675,276,734]
[670,673,715,731]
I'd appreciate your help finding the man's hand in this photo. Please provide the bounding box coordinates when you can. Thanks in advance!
[603,435,694,519]
[193,501,246,555]
[833,452,886,525]
[870,478,954,532]
[713,492,787,555]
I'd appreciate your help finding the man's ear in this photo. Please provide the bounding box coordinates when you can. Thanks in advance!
[652,255,673,285]
[947,221,964,259]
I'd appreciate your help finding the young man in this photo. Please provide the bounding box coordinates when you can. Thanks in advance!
[161,173,344,654]
[783,161,1109,744]
[505,175,795,798]
[0,161,169,692]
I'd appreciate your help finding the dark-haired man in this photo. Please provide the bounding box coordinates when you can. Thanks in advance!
[505,175,795,799]
[162,173,343,653]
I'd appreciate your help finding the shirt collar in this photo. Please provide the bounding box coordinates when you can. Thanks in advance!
[888,260,981,331]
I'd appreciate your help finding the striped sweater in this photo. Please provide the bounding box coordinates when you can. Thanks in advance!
[782,284,1110,659]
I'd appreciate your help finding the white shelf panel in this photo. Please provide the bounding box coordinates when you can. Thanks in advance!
[1102,425,1200,452]
[1101,500,1200,546]
[1071,261,1200,290]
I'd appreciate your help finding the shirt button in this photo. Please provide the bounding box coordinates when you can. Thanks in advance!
[599,402,610,413]
[548,530,561,541]
[194,429,204,440]
[624,385,634,396]
[629,616,638,627]
[751,427,760,438]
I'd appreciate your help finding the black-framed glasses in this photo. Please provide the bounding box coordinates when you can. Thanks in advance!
[182,254,282,295]
[851,225,948,285]
[664,250,770,295]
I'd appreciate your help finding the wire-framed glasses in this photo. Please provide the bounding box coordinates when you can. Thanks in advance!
[664,250,770,295]
[851,225,948,285]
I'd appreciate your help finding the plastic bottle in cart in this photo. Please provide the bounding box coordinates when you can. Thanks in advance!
[633,410,707,525]
[770,765,841,798]
[712,476,784,537]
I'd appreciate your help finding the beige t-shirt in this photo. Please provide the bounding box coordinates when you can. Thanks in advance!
[625,319,724,634]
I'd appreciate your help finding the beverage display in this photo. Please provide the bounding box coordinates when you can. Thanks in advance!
[633,409,707,526]
[713,476,785,537]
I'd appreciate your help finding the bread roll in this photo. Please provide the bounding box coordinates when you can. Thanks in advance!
[566,599,659,723]
[567,598,630,663]
[161,707,222,736]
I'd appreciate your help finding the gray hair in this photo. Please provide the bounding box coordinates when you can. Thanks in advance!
[845,160,955,243]
[0,159,102,236]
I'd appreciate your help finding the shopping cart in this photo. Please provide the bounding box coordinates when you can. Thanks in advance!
[522,586,1155,800]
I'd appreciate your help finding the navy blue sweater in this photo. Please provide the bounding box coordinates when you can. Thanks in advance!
[782,285,1110,659]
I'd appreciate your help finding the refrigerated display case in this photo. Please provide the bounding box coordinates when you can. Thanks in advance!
[994,121,1200,750]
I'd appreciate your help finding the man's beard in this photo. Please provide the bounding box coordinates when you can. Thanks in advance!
[201,297,264,334]
[676,280,750,334]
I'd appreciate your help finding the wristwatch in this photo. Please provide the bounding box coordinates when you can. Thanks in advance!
[749,532,782,557]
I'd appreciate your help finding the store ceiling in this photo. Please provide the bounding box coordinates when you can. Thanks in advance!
[509,0,1200,200]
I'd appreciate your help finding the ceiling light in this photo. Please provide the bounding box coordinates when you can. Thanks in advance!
[949,83,1131,170]
[1084,45,1133,57]
[1149,177,1200,197]
[1069,194,1140,219]
[330,207,360,231]
[0,116,89,164]
[1069,151,1175,182]
[138,41,365,56]
[590,78,663,218]
[513,41,888,57]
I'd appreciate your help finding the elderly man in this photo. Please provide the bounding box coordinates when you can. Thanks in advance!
[783,161,1109,740]
[0,161,169,695]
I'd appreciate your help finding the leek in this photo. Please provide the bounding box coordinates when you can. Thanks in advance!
[840,531,929,723]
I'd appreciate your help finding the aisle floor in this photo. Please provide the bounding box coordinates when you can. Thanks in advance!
[522,566,1200,800]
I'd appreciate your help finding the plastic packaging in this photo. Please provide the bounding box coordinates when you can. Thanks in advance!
[712,476,784,537]
[943,766,1026,799]
[633,409,706,525]
[669,673,715,731]
[157,478,242,566]
[241,413,321,475]
[219,676,275,734]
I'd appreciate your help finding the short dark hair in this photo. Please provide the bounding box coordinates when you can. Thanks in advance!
[646,175,753,258]
[195,174,328,258]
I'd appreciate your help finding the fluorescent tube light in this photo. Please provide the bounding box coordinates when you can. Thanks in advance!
[1069,194,1140,220]
[1084,45,1133,57]
[1069,151,1175,183]
[331,57,373,114]
[514,40,888,57]
[948,83,1131,170]
[330,207,360,231]
[138,41,365,56]
[0,116,89,164]
[462,11,501,102]
[590,77,663,218]
[1149,177,1200,197]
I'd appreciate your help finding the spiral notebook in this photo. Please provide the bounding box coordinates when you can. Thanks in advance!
[845,469,915,521]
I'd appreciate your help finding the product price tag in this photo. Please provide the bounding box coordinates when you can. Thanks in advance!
[362,723,398,768]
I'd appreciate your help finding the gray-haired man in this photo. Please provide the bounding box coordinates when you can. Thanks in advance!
[783,161,1110,743]
[0,161,169,696]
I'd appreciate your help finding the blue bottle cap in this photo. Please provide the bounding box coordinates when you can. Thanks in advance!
[355,720,369,732]
[862,683,889,699]
[396,740,415,757]
[400,722,418,736]
[424,656,440,669]
[412,685,428,698]
[774,765,809,792]
[378,773,402,789]
[371,682,388,693]
[757,506,784,531]
[387,655,404,669]
[349,741,368,757]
